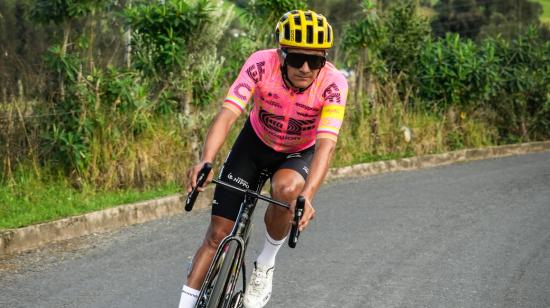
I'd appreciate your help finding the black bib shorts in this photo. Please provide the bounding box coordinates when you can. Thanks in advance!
[212,118,314,221]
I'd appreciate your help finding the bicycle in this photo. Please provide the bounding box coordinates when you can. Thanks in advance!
[184,163,305,308]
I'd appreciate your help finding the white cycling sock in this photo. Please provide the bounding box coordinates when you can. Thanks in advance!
[255,230,286,268]
[178,285,199,308]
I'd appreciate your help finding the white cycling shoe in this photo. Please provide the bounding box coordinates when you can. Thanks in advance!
[243,262,274,308]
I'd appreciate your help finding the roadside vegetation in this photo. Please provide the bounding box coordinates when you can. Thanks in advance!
[1,0,549,229]
[542,0,550,23]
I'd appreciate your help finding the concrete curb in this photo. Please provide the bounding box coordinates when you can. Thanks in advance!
[1,141,549,256]
[326,141,550,180]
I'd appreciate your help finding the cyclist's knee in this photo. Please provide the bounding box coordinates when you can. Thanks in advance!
[271,179,304,201]
[205,228,228,250]
[204,217,233,250]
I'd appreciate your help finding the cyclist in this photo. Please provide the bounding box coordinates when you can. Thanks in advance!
[179,10,348,308]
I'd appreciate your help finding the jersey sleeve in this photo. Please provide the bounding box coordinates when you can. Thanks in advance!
[316,73,348,141]
[223,51,268,115]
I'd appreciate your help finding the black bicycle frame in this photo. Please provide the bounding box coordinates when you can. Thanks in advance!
[195,172,291,307]
[186,163,303,308]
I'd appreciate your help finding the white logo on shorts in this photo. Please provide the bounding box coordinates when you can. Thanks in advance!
[286,153,302,159]
[227,173,250,189]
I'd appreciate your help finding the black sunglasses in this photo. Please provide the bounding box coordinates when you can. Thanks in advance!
[282,50,326,70]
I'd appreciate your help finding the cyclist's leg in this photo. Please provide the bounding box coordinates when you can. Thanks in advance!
[265,147,314,241]
[249,168,304,271]
[184,118,264,290]
[242,148,314,307]
[265,169,305,240]
[186,215,235,289]
[180,214,234,308]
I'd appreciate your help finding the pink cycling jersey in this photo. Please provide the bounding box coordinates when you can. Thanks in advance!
[223,49,348,153]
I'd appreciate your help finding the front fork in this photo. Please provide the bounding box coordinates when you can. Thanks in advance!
[195,199,256,308]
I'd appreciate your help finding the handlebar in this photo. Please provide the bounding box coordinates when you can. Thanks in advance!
[211,178,290,209]
[184,163,306,248]
[185,163,212,212]
[288,196,305,249]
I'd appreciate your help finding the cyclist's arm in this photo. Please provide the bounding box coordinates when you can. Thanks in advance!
[201,107,240,163]
[187,107,239,192]
[297,71,348,230]
[301,138,335,199]
[187,51,267,192]
[297,137,336,230]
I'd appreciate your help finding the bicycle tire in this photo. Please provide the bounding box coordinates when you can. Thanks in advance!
[206,241,241,308]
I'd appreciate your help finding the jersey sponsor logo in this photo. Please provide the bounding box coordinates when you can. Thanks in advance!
[287,118,316,136]
[259,108,315,137]
[259,108,284,132]
[266,129,300,142]
[322,83,342,104]
[268,92,280,99]
[234,82,252,101]
[295,102,320,112]
[246,61,266,83]
[266,100,283,108]
[321,105,345,120]
[296,111,318,118]
[260,96,283,108]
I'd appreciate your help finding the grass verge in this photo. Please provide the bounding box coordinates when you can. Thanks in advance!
[0,167,180,230]
[540,0,550,24]
[0,100,498,231]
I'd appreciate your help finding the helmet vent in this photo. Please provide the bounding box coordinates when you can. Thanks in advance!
[305,12,312,21]
[318,18,324,27]
[306,25,313,44]
[294,16,301,25]
[318,31,324,44]
[295,29,302,43]
[284,24,291,40]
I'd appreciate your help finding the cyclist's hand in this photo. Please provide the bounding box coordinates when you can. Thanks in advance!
[298,197,316,232]
[186,161,213,193]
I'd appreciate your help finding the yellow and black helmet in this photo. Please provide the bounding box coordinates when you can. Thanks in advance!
[275,10,333,50]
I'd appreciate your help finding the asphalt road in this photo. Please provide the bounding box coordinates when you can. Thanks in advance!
[1,152,549,308]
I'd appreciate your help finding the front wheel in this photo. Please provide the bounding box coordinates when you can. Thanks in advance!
[230,291,243,308]
[206,241,241,308]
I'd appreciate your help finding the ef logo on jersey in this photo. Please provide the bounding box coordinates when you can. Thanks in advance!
[322,83,342,104]
[246,61,266,83]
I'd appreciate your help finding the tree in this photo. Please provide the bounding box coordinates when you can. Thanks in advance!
[341,0,385,110]
[342,0,431,103]
[431,0,545,40]
[381,0,431,75]
[478,0,544,39]
[239,0,308,48]
[124,0,232,106]
[431,0,485,39]
[31,0,100,55]
[30,0,109,99]
[125,0,234,162]
[307,0,364,59]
